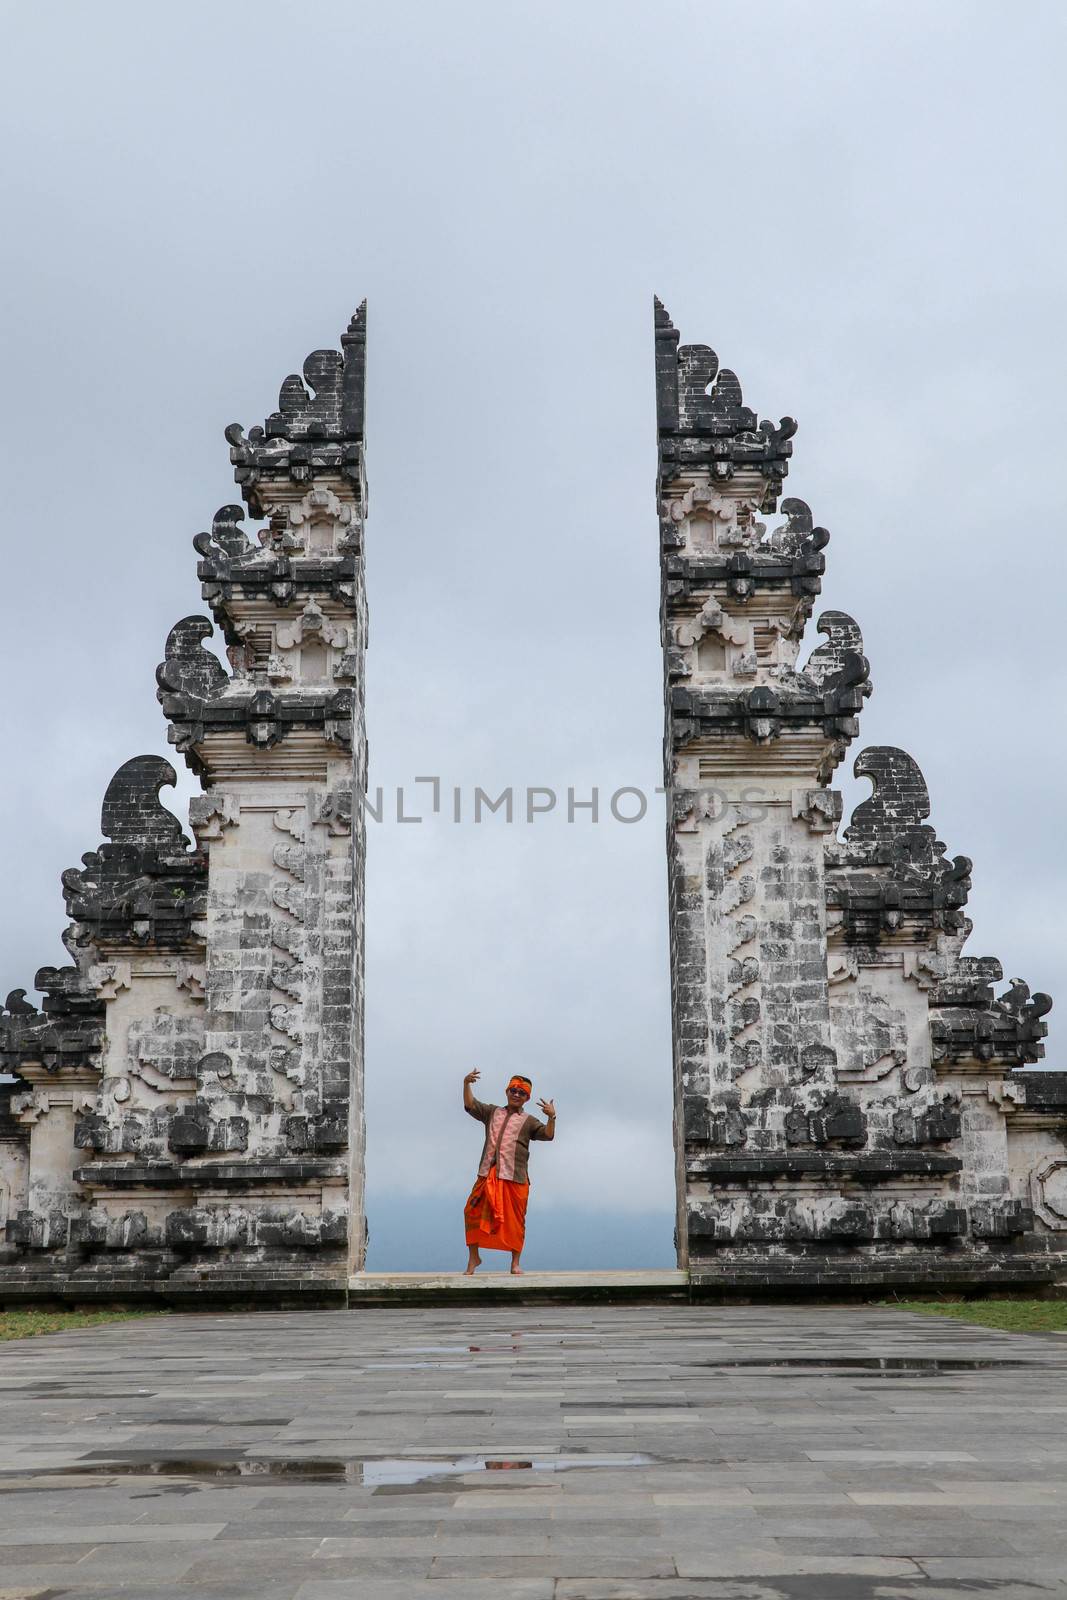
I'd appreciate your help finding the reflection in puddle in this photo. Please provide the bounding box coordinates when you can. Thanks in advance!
[5,1452,654,1488]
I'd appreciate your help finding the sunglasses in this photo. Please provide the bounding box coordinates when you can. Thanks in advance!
[507,1085,531,1095]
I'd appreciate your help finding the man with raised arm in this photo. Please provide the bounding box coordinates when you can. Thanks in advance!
[462,1069,556,1275]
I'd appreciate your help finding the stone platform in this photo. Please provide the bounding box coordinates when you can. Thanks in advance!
[2,1304,1067,1596]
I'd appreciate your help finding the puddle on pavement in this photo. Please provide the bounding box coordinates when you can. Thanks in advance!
[2,1452,653,1488]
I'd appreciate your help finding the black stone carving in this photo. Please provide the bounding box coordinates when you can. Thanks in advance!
[681,1094,747,1148]
[268,309,366,441]
[199,555,358,622]
[155,617,229,701]
[285,1103,349,1154]
[687,1195,972,1250]
[194,504,358,641]
[931,980,1052,1068]
[774,499,829,556]
[156,616,353,764]
[74,1157,345,1191]
[969,1200,1033,1238]
[225,305,367,516]
[3,990,36,1017]
[664,546,827,606]
[892,1102,962,1145]
[61,757,206,950]
[167,1105,211,1155]
[0,957,104,1075]
[167,1103,249,1157]
[0,1081,29,1145]
[1017,1071,1067,1112]
[99,755,189,852]
[803,610,873,702]
[670,673,866,749]
[827,751,1051,1064]
[655,297,797,505]
[846,747,942,856]
[827,748,972,936]
[192,504,258,562]
[785,1094,867,1148]
[685,1151,962,1181]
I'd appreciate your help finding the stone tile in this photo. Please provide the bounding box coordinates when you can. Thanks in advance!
[0,1542,96,1563]
[770,1533,1022,1558]
[295,1582,554,1599]
[314,1534,442,1556]
[0,1521,226,1545]
[916,1554,1067,1582]
[453,1488,564,1507]
[69,1588,302,1600]
[0,1573,129,1593]
[737,1516,878,1538]
[428,1550,677,1577]
[186,1551,431,1583]
[806,1449,977,1462]
[215,1519,356,1540]
[52,1544,205,1580]
[673,1549,921,1578]
[850,1487,1065,1506]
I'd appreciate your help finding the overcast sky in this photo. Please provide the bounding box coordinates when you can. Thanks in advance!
[1,1,1064,1269]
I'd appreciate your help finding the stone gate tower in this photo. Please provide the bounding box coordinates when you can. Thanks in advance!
[2,301,1064,1303]
[0,310,369,1303]
[656,298,1067,1290]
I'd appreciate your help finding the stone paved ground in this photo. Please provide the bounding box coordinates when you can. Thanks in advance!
[1,1305,1067,1598]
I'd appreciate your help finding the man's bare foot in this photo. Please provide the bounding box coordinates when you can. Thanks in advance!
[464,1248,481,1276]
[463,1265,477,1276]
[510,1265,524,1275]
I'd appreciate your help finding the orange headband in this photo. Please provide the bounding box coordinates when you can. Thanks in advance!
[508,1076,532,1093]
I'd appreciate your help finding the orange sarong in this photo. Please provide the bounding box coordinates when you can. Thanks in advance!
[464,1167,529,1253]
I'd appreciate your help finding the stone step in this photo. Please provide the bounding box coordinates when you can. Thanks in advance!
[347,1268,689,1304]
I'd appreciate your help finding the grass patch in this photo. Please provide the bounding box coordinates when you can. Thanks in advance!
[0,1308,159,1342]
[886,1298,1067,1334]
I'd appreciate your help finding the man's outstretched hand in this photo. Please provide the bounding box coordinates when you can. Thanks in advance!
[464,1070,481,1086]
[538,1098,556,1119]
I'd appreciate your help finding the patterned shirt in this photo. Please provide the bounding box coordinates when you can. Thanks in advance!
[465,1097,551,1185]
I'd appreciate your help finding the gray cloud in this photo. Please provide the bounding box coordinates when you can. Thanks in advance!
[1,0,1063,1267]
